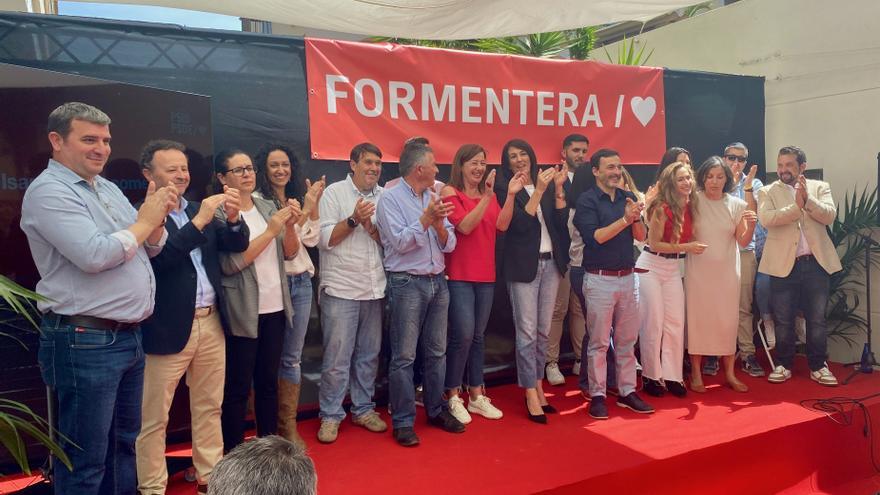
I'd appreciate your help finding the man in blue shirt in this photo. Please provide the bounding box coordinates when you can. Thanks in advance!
[376,143,460,446]
[724,142,768,377]
[20,102,177,494]
[135,140,248,494]
[573,149,654,420]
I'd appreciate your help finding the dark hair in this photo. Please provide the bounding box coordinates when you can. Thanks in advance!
[253,143,305,207]
[448,144,488,193]
[349,142,383,164]
[139,139,186,170]
[695,155,735,193]
[567,162,597,208]
[214,148,250,175]
[778,145,806,165]
[404,136,430,148]
[499,139,538,186]
[656,147,690,181]
[562,133,589,148]
[590,148,620,169]
[399,143,433,178]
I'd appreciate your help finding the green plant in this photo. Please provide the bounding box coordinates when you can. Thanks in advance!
[682,1,713,18]
[603,34,654,66]
[825,186,879,344]
[0,275,71,475]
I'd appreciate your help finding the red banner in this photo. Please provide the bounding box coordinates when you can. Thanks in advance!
[305,38,665,165]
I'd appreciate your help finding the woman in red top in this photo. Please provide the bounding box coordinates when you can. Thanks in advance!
[635,162,705,397]
[440,144,518,424]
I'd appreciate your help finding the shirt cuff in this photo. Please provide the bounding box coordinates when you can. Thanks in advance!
[143,228,168,257]
[111,230,139,261]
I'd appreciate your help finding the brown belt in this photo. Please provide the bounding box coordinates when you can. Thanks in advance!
[44,312,137,331]
[194,305,216,319]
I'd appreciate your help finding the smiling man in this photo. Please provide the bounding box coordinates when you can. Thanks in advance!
[134,139,249,494]
[758,146,842,386]
[20,102,177,494]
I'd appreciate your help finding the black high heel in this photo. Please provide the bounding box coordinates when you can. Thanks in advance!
[541,404,558,414]
[525,397,547,424]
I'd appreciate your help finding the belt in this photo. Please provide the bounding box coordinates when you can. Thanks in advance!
[194,305,216,319]
[795,254,815,263]
[390,271,445,279]
[44,312,137,331]
[587,268,639,277]
[643,246,686,259]
[538,252,553,260]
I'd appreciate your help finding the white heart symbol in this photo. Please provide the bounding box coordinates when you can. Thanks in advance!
[630,97,656,127]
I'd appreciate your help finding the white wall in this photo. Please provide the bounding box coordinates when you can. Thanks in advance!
[603,0,880,362]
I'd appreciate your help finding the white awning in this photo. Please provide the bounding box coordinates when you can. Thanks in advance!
[63,0,701,39]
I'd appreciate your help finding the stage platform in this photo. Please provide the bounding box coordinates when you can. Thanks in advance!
[2,359,877,495]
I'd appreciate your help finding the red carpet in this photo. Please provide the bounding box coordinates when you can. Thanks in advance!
[3,360,877,495]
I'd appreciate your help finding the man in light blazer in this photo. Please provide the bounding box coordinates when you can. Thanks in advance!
[757,145,842,386]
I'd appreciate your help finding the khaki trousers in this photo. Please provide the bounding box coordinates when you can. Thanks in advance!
[737,250,758,356]
[547,269,586,363]
[136,310,225,493]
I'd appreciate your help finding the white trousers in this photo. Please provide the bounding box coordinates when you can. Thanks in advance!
[636,251,685,383]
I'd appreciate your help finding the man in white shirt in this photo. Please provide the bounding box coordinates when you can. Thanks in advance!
[315,143,388,443]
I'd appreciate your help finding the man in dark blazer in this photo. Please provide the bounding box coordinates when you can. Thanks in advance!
[134,140,249,494]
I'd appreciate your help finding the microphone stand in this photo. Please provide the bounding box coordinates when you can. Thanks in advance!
[843,227,880,384]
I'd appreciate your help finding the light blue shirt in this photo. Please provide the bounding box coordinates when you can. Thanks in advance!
[732,174,764,252]
[20,159,165,322]
[168,197,216,308]
[376,177,456,275]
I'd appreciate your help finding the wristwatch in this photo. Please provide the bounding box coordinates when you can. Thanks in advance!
[346,216,358,228]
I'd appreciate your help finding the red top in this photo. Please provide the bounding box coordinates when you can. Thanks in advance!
[661,203,693,243]
[444,188,500,282]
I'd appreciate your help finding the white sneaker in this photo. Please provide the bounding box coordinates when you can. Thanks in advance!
[571,360,581,376]
[768,365,792,383]
[546,362,565,386]
[795,316,807,344]
[810,365,839,386]
[447,395,472,424]
[762,319,776,350]
[467,395,503,420]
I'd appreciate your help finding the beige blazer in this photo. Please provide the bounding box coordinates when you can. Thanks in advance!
[757,179,842,277]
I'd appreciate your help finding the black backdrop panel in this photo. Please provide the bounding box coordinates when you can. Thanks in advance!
[0,11,765,471]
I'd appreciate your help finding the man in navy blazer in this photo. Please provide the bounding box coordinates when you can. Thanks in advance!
[134,140,249,494]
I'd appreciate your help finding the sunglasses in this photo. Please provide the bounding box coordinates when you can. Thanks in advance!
[724,154,747,163]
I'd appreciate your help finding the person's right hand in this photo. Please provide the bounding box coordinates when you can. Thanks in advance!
[138,181,177,228]
[193,193,227,230]
[535,167,555,193]
[483,169,497,197]
[644,184,658,206]
[267,207,294,236]
[352,197,376,224]
[685,242,708,254]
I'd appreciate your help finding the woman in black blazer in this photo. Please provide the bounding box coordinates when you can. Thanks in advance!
[494,139,570,423]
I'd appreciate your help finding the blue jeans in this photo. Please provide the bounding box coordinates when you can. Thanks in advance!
[508,259,561,389]
[584,272,640,398]
[38,317,145,495]
[318,293,383,422]
[445,281,495,391]
[755,270,772,320]
[770,257,830,371]
[388,272,449,428]
[570,267,617,393]
[279,273,313,384]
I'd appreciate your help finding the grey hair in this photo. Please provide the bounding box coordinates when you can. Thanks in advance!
[723,142,749,157]
[47,102,111,138]
[208,436,317,495]
[399,143,433,178]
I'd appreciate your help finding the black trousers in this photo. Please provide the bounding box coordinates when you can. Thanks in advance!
[221,311,286,451]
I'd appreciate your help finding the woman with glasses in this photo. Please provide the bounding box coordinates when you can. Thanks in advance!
[685,156,757,393]
[440,144,516,425]
[253,143,324,447]
[215,149,300,451]
[494,139,569,424]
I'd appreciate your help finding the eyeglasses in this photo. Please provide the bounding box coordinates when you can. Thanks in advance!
[225,165,255,176]
[724,154,747,163]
